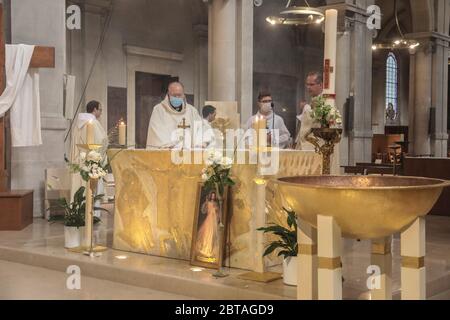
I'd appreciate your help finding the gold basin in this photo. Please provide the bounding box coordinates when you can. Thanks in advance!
[276,175,450,239]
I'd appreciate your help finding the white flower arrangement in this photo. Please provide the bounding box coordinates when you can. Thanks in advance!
[201,150,235,197]
[70,150,108,182]
[310,96,343,128]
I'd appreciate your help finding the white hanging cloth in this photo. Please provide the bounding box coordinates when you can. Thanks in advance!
[0,44,42,147]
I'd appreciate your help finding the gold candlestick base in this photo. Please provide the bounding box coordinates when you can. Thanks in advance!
[76,144,103,151]
[67,245,108,254]
[306,128,342,175]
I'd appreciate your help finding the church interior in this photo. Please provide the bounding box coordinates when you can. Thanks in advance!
[0,0,450,302]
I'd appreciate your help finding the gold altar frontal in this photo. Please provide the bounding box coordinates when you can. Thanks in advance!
[108,149,321,271]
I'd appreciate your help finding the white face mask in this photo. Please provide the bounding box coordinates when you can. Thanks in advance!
[260,103,272,114]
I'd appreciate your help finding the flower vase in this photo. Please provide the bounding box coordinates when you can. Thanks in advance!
[283,256,298,286]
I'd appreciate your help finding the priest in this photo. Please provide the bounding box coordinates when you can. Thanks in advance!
[295,71,323,150]
[146,81,202,149]
[69,100,108,201]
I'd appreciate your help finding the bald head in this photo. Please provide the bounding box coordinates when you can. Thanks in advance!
[168,82,185,98]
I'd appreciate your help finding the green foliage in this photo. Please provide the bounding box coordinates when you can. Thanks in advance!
[257,208,298,260]
[310,96,333,128]
[47,186,107,228]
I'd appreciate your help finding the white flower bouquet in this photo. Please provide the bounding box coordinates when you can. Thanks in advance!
[201,150,235,197]
[70,150,108,182]
[310,96,343,128]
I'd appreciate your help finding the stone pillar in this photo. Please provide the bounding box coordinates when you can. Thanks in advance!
[208,0,253,124]
[408,52,416,154]
[193,25,209,109]
[431,37,449,157]
[349,9,373,164]
[413,43,433,156]
[208,0,237,101]
[331,2,374,166]
[335,27,351,166]
[430,0,450,157]
[236,0,253,125]
[10,0,67,217]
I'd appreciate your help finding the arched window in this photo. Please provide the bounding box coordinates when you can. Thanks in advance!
[385,53,398,120]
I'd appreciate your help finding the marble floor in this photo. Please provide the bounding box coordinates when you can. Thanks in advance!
[0,260,193,300]
[0,210,449,300]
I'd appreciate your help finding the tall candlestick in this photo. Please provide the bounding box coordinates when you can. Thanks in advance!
[119,121,126,146]
[86,120,94,145]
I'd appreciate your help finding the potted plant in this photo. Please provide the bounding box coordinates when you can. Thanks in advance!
[48,186,105,248]
[257,208,298,286]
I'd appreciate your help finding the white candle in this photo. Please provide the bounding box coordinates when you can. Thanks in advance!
[323,9,338,107]
[86,120,94,145]
[119,122,126,146]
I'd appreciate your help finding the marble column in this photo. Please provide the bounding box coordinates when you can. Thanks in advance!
[412,43,433,156]
[408,52,416,154]
[331,2,374,166]
[431,37,449,157]
[208,0,237,101]
[236,0,253,125]
[208,0,253,124]
[193,25,209,109]
[349,8,373,164]
[430,0,450,157]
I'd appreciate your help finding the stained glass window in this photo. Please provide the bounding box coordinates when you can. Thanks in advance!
[386,52,398,117]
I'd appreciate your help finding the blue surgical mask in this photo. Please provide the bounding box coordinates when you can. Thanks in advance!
[169,96,184,108]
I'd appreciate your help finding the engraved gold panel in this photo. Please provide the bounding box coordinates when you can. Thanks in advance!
[109,149,321,270]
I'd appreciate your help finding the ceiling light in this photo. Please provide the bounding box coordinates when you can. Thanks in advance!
[266,1,324,26]
[372,0,420,51]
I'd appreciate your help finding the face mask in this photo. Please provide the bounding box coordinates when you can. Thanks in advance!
[170,96,184,108]
[260,103,272,114]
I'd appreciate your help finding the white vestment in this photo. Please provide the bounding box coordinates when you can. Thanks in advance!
[146,97,202,148]
[69,113,108,201]
[295,104,316,151]
[200,119,216,149]
[245,111,292,149]
[295,101,340,174]
[0,44,42,147]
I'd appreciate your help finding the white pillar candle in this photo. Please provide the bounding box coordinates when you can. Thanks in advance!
[119,122,126,146]
[86,120,94,145]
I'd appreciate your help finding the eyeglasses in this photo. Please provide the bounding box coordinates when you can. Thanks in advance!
[261,99,273,103]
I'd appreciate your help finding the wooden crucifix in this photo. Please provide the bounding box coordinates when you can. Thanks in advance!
[0,3,55,193]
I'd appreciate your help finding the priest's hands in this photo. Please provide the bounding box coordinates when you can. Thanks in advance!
[298,101,307,115]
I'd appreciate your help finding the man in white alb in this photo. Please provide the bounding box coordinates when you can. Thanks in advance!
[146,81,202,149]
[295,71,323,150]
[246,91,292,149]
